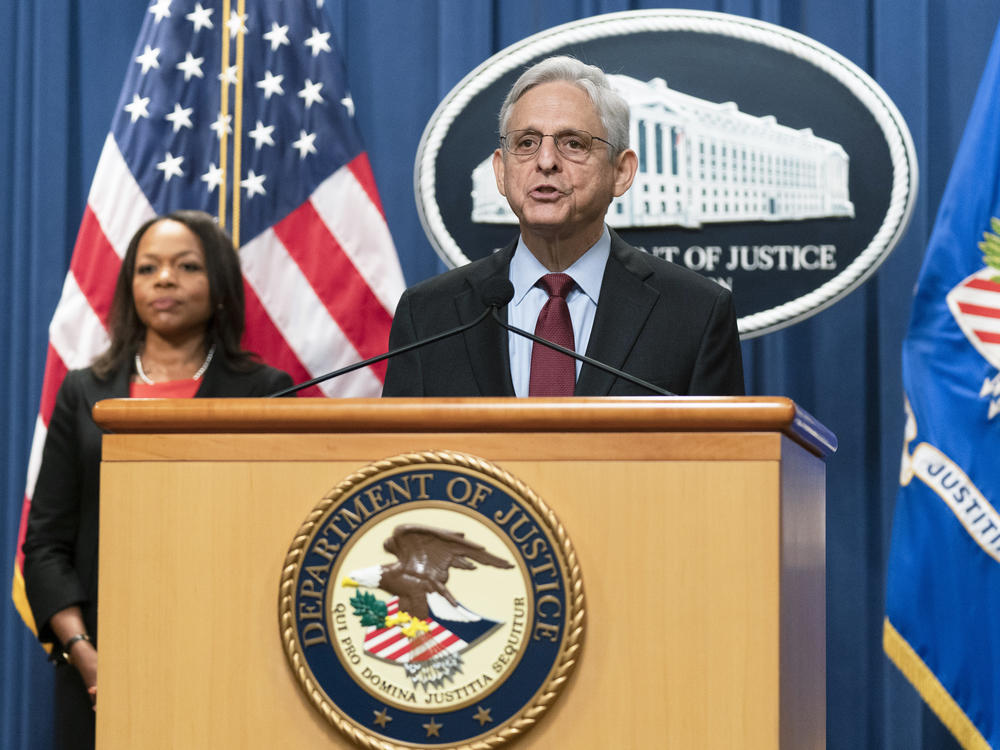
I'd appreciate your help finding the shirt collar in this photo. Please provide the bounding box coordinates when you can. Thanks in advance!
[509,226,611,305]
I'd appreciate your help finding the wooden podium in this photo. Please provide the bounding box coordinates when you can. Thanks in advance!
[92,397,833,750]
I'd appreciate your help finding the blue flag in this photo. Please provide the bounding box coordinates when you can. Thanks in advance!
[885,21,1000,750]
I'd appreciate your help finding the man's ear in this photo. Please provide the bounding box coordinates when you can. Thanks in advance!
[613,148,638,197]
[492,149,507,197]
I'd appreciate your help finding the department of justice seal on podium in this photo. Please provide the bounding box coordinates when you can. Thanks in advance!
[279,452,584,749]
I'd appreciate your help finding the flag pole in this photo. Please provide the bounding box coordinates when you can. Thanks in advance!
[218,0,232,231]
[231,0,246,249]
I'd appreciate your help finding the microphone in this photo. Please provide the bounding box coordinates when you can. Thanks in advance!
[480,276,515,309]
[487,279,675,397]
[266,280,512,398]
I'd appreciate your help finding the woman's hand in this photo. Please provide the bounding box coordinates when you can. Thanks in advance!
[68,638,98,706]
[49,605,98,706]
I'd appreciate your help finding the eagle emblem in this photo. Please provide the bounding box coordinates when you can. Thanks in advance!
[343,524,514,687]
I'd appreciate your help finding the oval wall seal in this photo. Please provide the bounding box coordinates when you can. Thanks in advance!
[414,10,918,338]
[279,451,584,749]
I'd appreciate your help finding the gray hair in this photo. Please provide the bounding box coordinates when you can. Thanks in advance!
[498,56,630,157]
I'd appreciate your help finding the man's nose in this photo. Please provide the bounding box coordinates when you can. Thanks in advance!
[535,135,561,170]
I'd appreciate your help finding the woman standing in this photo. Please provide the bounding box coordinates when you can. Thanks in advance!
[22,210,293,749]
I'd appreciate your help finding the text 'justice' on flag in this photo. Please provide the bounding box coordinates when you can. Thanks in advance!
[885,20,1000,750]
[11,0,406,633]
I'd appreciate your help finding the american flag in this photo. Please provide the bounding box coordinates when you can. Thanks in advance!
[12,0,405,632]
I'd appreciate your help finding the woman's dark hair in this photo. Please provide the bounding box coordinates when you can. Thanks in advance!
[91,210,257,379]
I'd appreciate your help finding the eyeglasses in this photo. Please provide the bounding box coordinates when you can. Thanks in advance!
[500,129,613,162]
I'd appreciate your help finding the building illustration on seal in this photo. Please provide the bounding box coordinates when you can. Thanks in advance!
[471,74,855,229]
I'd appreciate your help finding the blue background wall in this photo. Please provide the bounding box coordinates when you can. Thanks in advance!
[3,1,997,748]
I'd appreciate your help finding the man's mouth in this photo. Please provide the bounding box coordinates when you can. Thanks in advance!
[530,185,568,200]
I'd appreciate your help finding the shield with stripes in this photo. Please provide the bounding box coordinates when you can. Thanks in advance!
[362,596,501,686]
[947,268,1000,369]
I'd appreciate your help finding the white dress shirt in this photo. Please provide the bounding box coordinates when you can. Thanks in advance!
[507,227,611,397]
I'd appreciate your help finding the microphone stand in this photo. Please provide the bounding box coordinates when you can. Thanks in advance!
[488,308,675,397]
[267,306,494,397]
[268,290,673,398]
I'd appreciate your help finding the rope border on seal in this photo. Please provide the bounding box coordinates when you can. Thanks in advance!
[278,451,586,750]
[413,9,918,338]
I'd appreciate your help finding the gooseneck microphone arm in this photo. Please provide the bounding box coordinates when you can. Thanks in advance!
[486,280,675,397]
[267,277,673,398]
[266,305,494,397]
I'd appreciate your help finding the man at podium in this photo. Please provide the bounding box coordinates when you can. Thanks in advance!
[382,56,744,398]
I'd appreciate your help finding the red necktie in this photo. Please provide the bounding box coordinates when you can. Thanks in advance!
[529,273,576,396]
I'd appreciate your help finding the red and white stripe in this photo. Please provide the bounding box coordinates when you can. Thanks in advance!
[947,268,1000,370]
[364,598,467,664]
[241,154,402,396]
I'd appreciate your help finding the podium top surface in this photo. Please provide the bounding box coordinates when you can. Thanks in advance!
[93,396,836,457]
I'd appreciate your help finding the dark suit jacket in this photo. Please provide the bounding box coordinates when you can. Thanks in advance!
[382,230,744,397]
[22,357,293,647]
